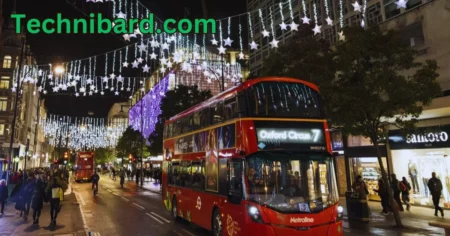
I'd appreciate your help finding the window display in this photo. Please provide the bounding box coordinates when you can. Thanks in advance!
[391,149,450,208]
[349,157,388,201]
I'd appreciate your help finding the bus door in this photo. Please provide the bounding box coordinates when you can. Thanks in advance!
[222,158,246,235]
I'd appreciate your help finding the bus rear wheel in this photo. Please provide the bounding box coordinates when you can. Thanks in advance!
[212,209,222,236]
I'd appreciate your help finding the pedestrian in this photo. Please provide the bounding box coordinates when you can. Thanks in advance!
[23,175,36,221]
[112,168,116,181]
[119,168,125,188]
[390,174,404,211]
[427,172,444,217]
[400,177,412,211]
[136,169,140,184]
[374,178,391,215]
[352,175,369,196]
[46,177,62,226]
[0,179,8,216]
[31,174,46,225]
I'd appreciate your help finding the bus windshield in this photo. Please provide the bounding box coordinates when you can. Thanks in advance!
[246,82,323,118]
[246,152,339,213]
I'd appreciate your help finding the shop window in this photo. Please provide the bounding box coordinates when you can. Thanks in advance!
[3,55,12,69]
[349,157,389,201]
[0,97,7,112]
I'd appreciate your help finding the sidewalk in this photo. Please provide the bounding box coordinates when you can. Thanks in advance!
[124,178,162,193]
[341,197,448,235]
[0,193,85,236]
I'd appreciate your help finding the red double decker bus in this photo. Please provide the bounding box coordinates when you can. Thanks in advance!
[161,77,343,236]
[74,152,95,182]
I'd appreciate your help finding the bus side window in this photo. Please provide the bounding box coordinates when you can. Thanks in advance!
[182,116,191,133]
[224,97,237,121]
[180,161,191,187]
[173,120,182,137]
[171,162,180,186]
[228,160,243,200]
[192,112,201,131]
[167,124,173,138]
[212,102,224,124]
[200,108,210,128]
[191,161,204,190]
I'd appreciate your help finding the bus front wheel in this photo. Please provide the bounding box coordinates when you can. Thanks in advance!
[212,209,222,236]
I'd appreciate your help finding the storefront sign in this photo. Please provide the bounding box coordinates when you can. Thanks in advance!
[254,121,326,151]
[389,125,450,149]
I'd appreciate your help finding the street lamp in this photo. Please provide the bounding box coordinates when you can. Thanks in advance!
[54,66,65,75]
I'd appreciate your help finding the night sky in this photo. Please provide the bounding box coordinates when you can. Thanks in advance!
[4,0,246,117]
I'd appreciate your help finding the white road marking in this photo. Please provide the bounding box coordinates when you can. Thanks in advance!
[74,191,89,233]
[74,191,86,206]
[150,212,171,223]
[181,229,196,236]
[133,203,145,210]
[146,213,164,224]
[121,197,129,202]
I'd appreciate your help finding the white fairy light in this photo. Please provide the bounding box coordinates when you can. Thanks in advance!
[312,3,322,35]
[119,50,122,74]
[238,23,244,60]
[248,12,258,50]
[279,2,287,30]
[259,9,270,37]
[269,7,279,48]
[223,17,233,47]
[324,0,333,25]
[361,0,367,27]
[301,0,311,24]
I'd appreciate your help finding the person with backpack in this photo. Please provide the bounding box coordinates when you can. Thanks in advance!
[390,174,404,211]
[400,177,412,211]
[428,172,444,217]
[374,178,391,215]
[46,177,63,226]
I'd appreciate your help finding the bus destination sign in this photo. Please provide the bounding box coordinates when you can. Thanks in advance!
[254,121,326,151]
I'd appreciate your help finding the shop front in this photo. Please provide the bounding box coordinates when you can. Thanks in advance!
[389,125,450,209]
[145,155,163,169]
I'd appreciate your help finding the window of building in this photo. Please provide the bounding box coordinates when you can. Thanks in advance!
[0,97,8,111]
[5,37,14,46]
[384,2,401,19]
[399,21,425,48]
[0,76,10,89]
[367,3,383,26]
[3,55,12,69]
[407,0,422,9]
[0,124,4,135]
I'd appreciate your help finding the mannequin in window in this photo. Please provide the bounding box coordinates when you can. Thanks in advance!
[408,160,419,193]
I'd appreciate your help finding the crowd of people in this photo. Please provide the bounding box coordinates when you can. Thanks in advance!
[353,171,445,217]
[105,167,161,184]
[0,167,68,227]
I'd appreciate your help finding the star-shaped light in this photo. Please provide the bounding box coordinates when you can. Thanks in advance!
[352,1,362,12]
[290,22,299,31]
[312,24,322,35]
[61,84,68,90]
[100,91,104,95]
[262,30,270,37]
[150,40,159,48]
[74,75,80,80]
[142,64,150,72]
[110,73,116,79]
[338,31,346,41]
[160,67,166,73]
[211,38,218,45]
[223,37,233,47]
[301,16,311,24]
[122,61,129,67]
[89,91,93,96]
[126,87,131,92]
[86,78,93,84]
[161,43,170,50]
[110,87,114,91]
[90,85,95,90]
[48,74,53,79]
[102,76,109,82]
[238,52,244,60]
[52,87,59,92]
[117,75,124,82]
[138,43,147,52]
[114,91,119,96]
[166,61,173,68]
[150,52,157,59]
[75,93,79,97]
[80,87,86,93]
[218,45,226,54]
[159,57,168,65]
[116,11,126,19]
[249,41,259,50]
[395,0,408,9]
[280,22,288,30]
[269,39,279,48]
[132,61,139,68]
[123,34,130,41]
[326,17,333,26]
[137,57,144,63]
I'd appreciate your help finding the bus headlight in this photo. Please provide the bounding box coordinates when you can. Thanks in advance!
[336,205,344,221]
[247,205,264,224]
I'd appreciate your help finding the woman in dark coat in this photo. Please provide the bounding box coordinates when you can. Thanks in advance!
[31,174,46,225]
[0,179,8,216]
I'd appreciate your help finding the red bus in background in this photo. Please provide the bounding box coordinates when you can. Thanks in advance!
[74,152,94,182]
[161,77,343,236]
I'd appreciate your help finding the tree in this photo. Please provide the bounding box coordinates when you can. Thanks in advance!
[148,84,212,155]
[261,26,441,227]
[116,126,147,160]
[94,148,115,165]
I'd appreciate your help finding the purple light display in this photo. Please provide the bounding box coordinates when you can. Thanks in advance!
[129,76,169,138]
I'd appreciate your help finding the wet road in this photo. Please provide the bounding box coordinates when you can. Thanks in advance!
[71,176,210,236]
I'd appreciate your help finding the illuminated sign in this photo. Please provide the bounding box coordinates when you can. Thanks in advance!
[406,131,448,143]
[257,129,322,142]
[290,217,314,223]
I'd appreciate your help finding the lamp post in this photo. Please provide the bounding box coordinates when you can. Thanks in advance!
[6,38,25,185]
[140,86,144,187]
[23,133,30,183]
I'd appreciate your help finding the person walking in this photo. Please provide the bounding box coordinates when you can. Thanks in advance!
[0,179,8,216]
[119,168,125,188]
[400,177,412,211]
[427,172,444,217]
[352,175,369,196]
[374,178,391,215]
[23,175,36,221]
[46,177,62,226]
[390,174,404,211]
[31,174,46,225]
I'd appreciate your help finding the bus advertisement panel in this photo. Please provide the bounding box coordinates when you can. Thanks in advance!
[162,77,343,236]
[74,152,94,182]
